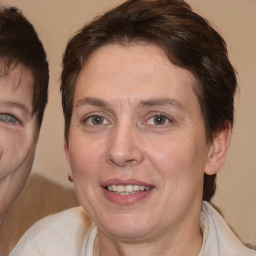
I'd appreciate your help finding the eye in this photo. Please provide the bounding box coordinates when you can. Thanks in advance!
[147,114,170,126]
[85,115,109,126]
[0,113,19,124]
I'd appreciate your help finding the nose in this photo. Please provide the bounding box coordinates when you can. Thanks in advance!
[106,123,144,167]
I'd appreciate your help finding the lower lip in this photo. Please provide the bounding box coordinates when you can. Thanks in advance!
[103,188,153,205]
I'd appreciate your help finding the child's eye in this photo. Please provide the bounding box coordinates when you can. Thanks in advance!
[85,115,109,126]
[0,113,19,124]
[147,115,170,126]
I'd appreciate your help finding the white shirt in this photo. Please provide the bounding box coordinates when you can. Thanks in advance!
[10,202,256,256]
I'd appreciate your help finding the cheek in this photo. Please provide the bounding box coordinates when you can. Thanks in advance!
[146,135,207,182]
[69,136,106,179]
[0,129,33,178]
[146,137,207,212]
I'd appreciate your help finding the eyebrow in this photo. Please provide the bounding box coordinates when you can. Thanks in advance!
[76,97,110,108]
[138,98,184,110]
[76,97,184,110]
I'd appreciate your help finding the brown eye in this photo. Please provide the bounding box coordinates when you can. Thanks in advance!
[86,115,109,126]
[92,116,104,125]
[154,116,167,125]
[147,115,169,126]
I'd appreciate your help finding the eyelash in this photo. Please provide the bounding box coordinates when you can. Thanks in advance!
[0,113,20,125]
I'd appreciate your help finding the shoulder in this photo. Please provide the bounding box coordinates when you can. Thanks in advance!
[19,206,91,240]
[32,206,90,229]
[10,207,92,256]
[201,201,256,256]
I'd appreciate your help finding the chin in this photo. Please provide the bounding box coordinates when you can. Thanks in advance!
[97,213,155,241]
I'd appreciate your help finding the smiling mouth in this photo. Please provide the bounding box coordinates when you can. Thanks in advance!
[106,185,152,195]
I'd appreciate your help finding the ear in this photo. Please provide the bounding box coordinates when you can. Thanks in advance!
[64,143,71,172]
[205,122,231,175]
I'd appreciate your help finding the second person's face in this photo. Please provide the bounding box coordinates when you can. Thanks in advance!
[65,43,214,242]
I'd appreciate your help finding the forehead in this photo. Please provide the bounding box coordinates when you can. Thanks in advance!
[0,62,34,113]
[74,43,198,106]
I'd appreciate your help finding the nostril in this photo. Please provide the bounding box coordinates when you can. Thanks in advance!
[124,159,137,165]
[107,155,139,167]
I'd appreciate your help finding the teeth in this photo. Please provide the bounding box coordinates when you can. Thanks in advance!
[139,185,145,191]
[134,185,140,191]
[107,184,151,194]
[125,185,133,193]
[116,185,124,193]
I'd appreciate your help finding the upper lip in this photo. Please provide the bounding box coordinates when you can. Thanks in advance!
[101,179,154,188]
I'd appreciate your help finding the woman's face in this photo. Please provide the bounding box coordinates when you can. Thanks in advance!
[65,44,224,242]
[0,63,38,222]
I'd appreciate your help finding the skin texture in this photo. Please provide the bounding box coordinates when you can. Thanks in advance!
[0,63,39,225]
[65,44,230,256]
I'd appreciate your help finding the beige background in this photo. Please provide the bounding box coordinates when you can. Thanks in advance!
[1,0,255,245]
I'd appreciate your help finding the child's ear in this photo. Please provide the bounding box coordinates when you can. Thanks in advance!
[205,122,231,175]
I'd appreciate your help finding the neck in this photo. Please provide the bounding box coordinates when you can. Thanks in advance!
[97,218,203,256]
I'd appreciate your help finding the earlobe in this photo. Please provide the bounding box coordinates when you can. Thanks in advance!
[64,143,73,182]
[205,122,231,175]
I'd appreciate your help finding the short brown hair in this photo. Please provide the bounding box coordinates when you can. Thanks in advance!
[61,0,237,201]
[0,6,49,127]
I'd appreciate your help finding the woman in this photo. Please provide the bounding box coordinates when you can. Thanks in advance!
[11,0,256,255]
